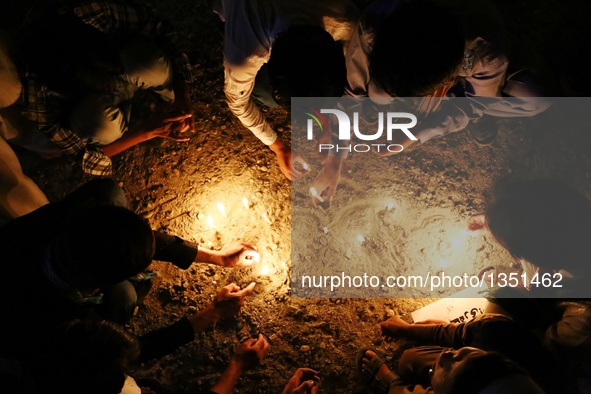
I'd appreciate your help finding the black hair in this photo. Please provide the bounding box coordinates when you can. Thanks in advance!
[25,319,140,394]
[52,205,155,290]
[268,25,346,108]
[368,0,464,97]
[486,179,591,275]
[21,11,123,95]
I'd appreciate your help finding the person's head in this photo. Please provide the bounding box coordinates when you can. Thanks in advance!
[27,319,140,394]
[268,25,346,108]
[431,347,542,394]
[368,0,465,97]
[22,13,123,95]
[52,205,155,290]
[486,179,591,275]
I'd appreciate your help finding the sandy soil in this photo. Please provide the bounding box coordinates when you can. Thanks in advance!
[13,0,591,392]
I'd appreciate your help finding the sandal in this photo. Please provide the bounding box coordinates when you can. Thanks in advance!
[356,347,397,394]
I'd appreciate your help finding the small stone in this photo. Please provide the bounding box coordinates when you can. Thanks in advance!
[300,345,310,352]
[345,248,352,259]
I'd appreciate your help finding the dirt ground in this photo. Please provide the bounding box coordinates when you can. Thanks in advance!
[12,0,591,393]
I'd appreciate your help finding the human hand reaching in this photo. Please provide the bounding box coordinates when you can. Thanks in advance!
[213,282,256,319]
[216,242,260,268]
[282,368,320,394]
[379,316,410,342]
[233,334,270,370]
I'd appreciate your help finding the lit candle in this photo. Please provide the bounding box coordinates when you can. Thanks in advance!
[309,186,325,202]
[240,250,261,266]
[217,202,226,217]
[261,265,270,275]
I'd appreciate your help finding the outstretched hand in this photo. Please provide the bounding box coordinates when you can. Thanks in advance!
[270,140,308,180]
[213,282,256,319]
[379,316,410,342]
[282,368,320,394]
[217,242,260,268]
[310,156,342,209]
[233,334,270,370]
[142,113,193,142]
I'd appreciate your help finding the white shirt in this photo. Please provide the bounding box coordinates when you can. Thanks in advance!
[215,0,357,145]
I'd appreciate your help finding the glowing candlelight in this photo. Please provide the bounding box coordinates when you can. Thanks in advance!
[242,197,249,208]
[451,237,465,248]
[309,186,325,202]
[217,202,226,217]
[207,215,215,229]
[240,250,261,266]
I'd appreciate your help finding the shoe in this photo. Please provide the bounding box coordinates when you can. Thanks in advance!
[356,348,398,394]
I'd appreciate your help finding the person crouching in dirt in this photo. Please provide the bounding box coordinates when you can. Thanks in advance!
[0,178,260,366]
[467,178,591,389]
[214,0,358,180]
[311,0,553,206]
[3,0,194,177]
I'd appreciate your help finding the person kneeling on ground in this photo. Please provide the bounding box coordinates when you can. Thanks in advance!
[0,178,259,364]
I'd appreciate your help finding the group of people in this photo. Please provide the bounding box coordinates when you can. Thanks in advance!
[0,0,586,393]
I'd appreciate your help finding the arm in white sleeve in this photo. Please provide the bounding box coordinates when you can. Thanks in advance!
[223,60,277,146]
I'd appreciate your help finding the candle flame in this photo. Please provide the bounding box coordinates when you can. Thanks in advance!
[309,186,325,202]
[217,202,226,217]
